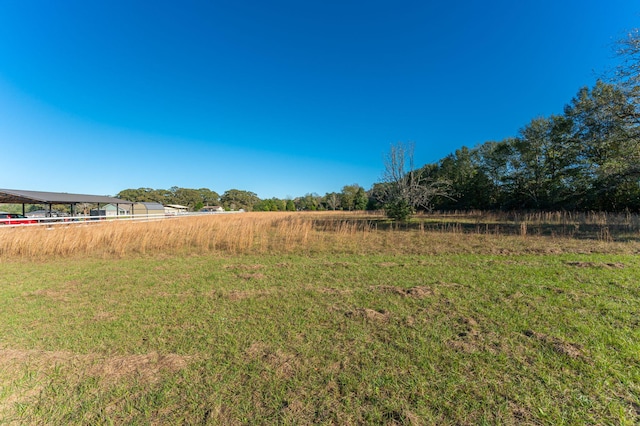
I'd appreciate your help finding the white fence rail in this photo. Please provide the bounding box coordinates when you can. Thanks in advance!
[0,211,241,227]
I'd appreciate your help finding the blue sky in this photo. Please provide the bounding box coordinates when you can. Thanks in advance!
[0,1,638,199]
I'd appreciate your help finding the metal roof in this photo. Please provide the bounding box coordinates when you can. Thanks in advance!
[134,202,165,209]
[0,188,134,205]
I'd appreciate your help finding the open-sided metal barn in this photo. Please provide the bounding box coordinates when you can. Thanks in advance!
[0,188,134,216]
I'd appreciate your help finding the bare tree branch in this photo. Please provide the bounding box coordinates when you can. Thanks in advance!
[379,142,451,219]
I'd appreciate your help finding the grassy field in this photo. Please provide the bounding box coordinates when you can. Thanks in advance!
[0,212,639,424]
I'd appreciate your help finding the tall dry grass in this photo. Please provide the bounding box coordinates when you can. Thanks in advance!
[1,211,638,261]
[435,209,640,228]
[0,213,368,259]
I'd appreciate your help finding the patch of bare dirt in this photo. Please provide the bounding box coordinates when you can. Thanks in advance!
[436,281,463,288]
[203,404,242,426]
[372,285,434,299]
[523,330,587,360]
[89,352,191,383]
[26,289,71,302]
[280,399,309,421]
[0,348,194,417]
[316,287,354,295]
[0,348,75,367]
[227,289,271,300]
[377,262,400,267]
[565,261,625,269]
[92,311,117,321]
[152,290,195,299]
[220,265,266,280]
[322,261,353,268]
[447,316,482,354]
[508,400,534,424]
[224,264,264,271]
[446,339,481,354]
[0,383,44,425]
[0,349,192,383]
[236,272,266,280]
[447,316,506,355]
[0,348,194,419]
[21,280,85,303]
[244,343,300,379]
[344,308,390,322]
[383,409,422,425]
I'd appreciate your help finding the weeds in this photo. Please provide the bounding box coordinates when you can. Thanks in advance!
[1,211,639,261]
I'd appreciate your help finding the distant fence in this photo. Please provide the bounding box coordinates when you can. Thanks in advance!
[0,211,243,227]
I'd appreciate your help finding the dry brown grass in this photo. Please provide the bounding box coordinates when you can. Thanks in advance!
[0,212,370,259]
[0,349,192,384]
[431,209,640,227]
[1,211,639,261]
[0,348,194,423]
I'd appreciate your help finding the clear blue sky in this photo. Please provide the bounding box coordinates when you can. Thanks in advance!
[1,1,637,199]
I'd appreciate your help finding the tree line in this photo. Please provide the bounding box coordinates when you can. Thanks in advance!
[417,80,639,212]
[375,29,640,218]
[116,184,370,212]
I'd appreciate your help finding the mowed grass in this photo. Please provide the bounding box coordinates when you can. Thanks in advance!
[0,212,639,424]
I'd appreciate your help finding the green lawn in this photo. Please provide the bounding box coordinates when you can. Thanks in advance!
[1,249,639,424]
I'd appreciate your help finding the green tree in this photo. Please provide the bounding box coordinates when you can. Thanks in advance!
[430,146,493,210]
[613,28,640,121]
[196,188,220,207]
[116,188,158,202]
[254,198,285,211]
[295,193,321,211]
[171,187,201,210]
[221,189,260,211]
[253,199,270,211]
[354,187,368,210]
[366,184,387,210]
[323,192,341,210]
[340,184,363,211]
[503,116,581,209]
[117,187,220,209]
[474,141,512,209]
[154,189,173,204]
[564,81,640,210]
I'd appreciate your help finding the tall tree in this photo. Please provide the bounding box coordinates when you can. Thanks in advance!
[117,188,161,202]
[366,184,387,210]
[323,192,341,211]
[221,189,260,211]
[196,188,220,207]
[474,140,512,209]
[505,116,579,209]
[613,28,640,121]
[379,142,451,220]
[171,187,202,209]
[354,187,368,210]
[295,193,322,211]
[564,81,640,210]
[431,146,493,210]
[340,184,365,211]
